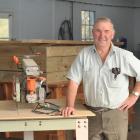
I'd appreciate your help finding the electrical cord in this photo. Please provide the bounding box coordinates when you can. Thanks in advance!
[58,20,73,40]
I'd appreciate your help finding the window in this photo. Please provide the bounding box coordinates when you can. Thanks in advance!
[0,13,12,40]
[81,10,95,41]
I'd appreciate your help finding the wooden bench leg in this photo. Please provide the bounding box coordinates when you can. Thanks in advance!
[76,119,88,140]
[24,131,34,140]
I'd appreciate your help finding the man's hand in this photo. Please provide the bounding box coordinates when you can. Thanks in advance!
[119,94,139,111]
[61,106,75,117]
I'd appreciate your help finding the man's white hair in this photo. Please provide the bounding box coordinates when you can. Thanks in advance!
[93,17,115,31]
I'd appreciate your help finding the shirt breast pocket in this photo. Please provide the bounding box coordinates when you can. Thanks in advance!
[108,72,123,88]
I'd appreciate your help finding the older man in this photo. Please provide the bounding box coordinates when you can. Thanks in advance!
[62,17,140,140]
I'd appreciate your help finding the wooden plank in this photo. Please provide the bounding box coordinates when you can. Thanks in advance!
[0,101,17,117]
[0,46,46,56]
[46,46,82,83]
[0,40,123,47]
[47,46,83,57]
[0,39,93,47]
[47,71,68,83]
[20,40,94,46]
[0,99,95,120]
[46,45,83,83]
[47,56,76,73]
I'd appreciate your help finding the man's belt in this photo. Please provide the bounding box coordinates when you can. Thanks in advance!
[84,104,112,113]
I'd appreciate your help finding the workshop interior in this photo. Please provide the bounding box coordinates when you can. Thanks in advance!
[0,0,140,140]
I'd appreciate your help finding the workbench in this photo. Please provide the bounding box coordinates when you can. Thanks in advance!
[0,99,95,140]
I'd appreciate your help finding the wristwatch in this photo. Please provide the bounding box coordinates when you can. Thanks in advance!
[132,91,140,97]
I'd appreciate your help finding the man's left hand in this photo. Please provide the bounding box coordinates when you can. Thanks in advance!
[119,94,139,111]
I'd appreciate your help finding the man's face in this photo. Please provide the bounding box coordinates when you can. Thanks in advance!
[92,21,115,48]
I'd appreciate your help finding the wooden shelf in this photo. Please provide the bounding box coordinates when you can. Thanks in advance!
[0,40,123,47]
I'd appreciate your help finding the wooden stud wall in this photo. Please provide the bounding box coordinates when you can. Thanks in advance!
[46,46,85,83]
[46,41,123,83]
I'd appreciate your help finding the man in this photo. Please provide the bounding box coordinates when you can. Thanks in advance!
[61,17,140,140]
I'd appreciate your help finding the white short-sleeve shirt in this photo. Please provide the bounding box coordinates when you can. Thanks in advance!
[67,44,140,109]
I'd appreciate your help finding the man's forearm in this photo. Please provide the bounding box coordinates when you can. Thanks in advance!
[66,80,79,107]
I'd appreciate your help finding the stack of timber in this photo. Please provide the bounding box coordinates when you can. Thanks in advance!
[0,39,105,82]
[0,40,123,83]
[47,45,84,83]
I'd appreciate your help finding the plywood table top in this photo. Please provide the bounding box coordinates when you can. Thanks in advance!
[0,99,95,121]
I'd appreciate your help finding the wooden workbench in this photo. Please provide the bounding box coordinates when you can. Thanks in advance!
[0,98,95,140]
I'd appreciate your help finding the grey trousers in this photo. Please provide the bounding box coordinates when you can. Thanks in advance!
[88,109,128,140]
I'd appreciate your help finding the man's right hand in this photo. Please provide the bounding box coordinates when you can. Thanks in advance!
[61,106,75,117]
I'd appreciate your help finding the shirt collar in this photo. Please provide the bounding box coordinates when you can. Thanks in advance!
[92,42,116,55]
[110,43,116,55]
